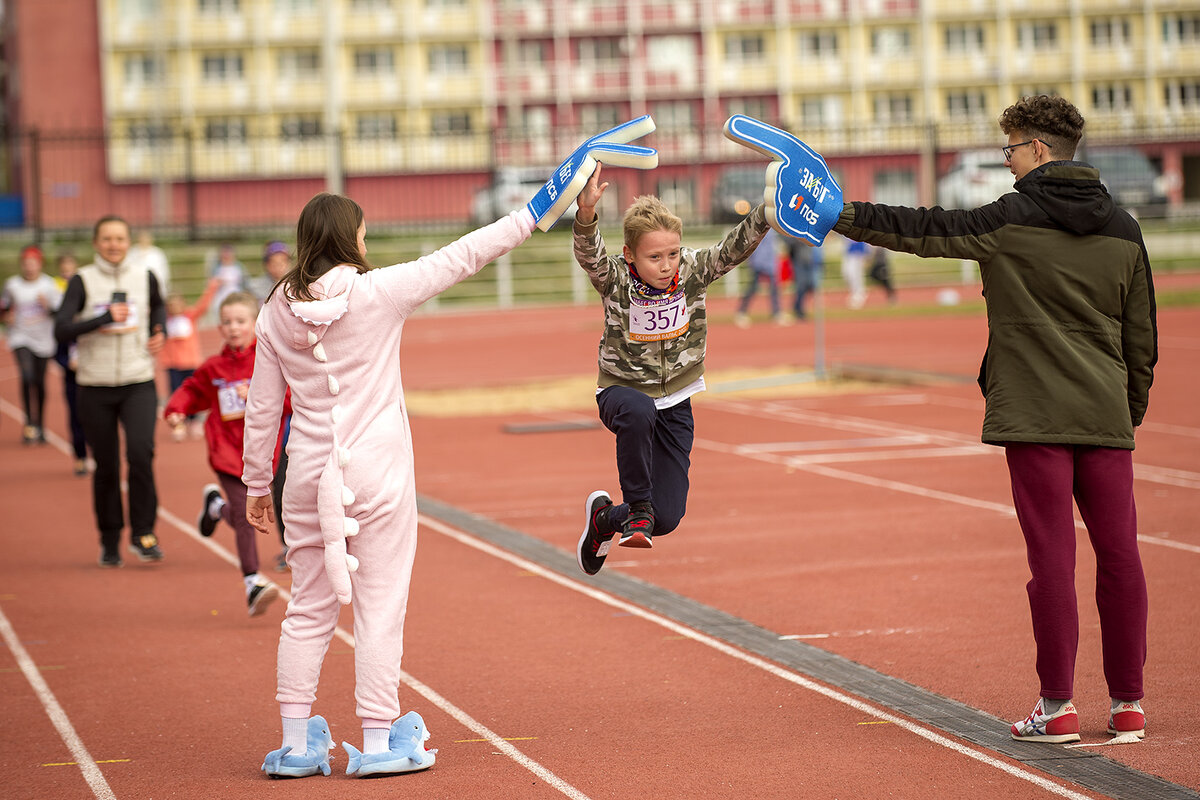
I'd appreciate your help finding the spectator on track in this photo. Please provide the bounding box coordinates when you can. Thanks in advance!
[165,291,286,618]
[55,215,167,567]
[572,163,770,575]
[822,94,1156,743]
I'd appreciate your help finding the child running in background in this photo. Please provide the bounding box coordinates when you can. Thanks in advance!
[164,290,286,617]
[52,252,89,474]
[242,192,536,779]
[161,277,221,440]
[573,163,769,575]
[1,245,62,444]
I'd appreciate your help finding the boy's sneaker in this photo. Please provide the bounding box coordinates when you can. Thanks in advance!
[1010,698,1081,743]
[619,501,654,549]
[98,549,123,568]
[198,484,223,537]
[247,579,280,617]
[1108,700,1146,738]
[577,490,615,576]
[129,534,164,562]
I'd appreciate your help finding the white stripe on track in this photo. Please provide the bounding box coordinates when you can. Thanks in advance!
[154,508,592,800]
[0,607,117,800]
[418,514,1095,800]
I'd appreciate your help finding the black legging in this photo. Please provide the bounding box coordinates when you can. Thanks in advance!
[12,347,49,430]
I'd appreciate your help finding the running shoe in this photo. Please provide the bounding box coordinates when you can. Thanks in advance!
[129,534,164,562]
[247,579,280,617]
[1010,698,1080,743]
[1108,700,1146,739]
[577,490,615,575]
[198,484,223,537]
[98,548,123,568]
[619,501,654,549]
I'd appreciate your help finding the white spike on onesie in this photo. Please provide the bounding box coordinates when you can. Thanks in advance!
[344,517,360,536]
[313,342,327,362]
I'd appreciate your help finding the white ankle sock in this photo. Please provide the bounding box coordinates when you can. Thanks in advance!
[209,495,226,519]
[363,726,390,754]
[243,573,261,593]
[282,716,308,756]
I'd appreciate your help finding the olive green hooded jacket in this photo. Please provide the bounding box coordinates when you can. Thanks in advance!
[833,160,1156,449]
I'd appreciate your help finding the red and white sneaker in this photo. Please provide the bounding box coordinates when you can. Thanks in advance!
[1010,699,1081,743]
[1108,700,1146,739]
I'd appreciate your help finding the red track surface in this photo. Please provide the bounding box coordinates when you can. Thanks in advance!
[2,276,1197,799]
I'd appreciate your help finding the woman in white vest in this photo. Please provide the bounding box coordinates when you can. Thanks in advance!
[54,215,167,568]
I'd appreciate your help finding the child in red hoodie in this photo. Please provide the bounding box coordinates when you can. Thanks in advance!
[165,290,289,616]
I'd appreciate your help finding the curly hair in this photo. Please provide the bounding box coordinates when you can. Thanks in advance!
[622,195,682,252]
[998,95,1085,159]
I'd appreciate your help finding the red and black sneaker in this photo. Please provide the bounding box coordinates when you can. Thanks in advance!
[577,490,615,575]
[619,501,654,549]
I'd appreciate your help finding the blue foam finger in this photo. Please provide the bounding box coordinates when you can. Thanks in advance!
[527,115,659,232]
[722,114,843,245]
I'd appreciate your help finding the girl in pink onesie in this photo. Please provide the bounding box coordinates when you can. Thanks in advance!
[242,192,535,778]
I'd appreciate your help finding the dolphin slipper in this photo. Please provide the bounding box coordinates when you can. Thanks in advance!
[261,715,335,778]
[342,710,437,777]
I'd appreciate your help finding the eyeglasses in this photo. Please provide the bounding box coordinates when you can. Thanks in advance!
[1002,139,1039,161]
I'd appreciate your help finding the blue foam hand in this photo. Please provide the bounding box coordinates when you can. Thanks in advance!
[722,115,843,245]
[527,115,659,232]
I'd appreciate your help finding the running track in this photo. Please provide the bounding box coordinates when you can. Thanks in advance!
[2,276,1198,799]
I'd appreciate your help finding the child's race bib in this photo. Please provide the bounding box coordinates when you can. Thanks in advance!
[166,315,193,339]
[215,377,249,421]
[629,289,688,342]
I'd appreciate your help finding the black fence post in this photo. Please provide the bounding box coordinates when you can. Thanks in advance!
[29,128,43,243]
[184,128,198,241]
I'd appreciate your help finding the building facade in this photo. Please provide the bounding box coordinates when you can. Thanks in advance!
[4,0,1200,232]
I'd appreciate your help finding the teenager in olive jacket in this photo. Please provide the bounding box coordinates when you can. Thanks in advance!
[831,95,1155,743]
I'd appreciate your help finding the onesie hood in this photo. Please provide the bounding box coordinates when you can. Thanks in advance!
[283,265,355,349]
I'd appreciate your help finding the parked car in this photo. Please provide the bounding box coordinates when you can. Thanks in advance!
[710,166,767,223]
[1085,147,1168,214]
[469,166,575,228]
[937,149,1015,209]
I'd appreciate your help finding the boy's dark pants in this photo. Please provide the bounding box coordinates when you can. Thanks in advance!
[78,380,159,552]
[596,385,694,536]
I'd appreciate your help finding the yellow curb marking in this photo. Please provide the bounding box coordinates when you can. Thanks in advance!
[43,759,131,767]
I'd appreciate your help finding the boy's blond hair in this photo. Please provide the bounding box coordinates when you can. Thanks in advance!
[622,195,682,251]
[219,290,259,314]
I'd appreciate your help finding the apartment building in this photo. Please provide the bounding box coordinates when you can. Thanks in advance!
[4,0,1199,230]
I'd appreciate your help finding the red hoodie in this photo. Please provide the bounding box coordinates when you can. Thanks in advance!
[164,339,290,477]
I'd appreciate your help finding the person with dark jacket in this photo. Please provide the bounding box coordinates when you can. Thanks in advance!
[831,95,1156,743]
[55,215,167,567]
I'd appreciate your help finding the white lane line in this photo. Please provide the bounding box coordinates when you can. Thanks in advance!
[418,515,1093,800]
[154,507,592,800]
[0,607,117,800]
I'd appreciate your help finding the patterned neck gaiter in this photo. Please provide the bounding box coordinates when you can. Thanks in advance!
[627,260,679,297]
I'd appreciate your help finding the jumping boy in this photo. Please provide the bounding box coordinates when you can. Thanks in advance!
[574,162,770,575]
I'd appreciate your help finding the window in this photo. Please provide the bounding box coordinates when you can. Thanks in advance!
[946,91,986,118]
[944,25,983,54]
[204,118,247,144]
[425,0,466,7]
[579,105,621,131]
[124,55,165,84]
[577,38,622,64]
[431,112,472,134]
[281,116,323,141]
[1162,14,1200,44]
[350,0,391,9]
[119,0,159,19]
[1090,17,1131,47]
[656,177,695,219]
[727,97,769,121]
[517,41,547,66]
[357,114,397,139]
[724,34,765,63]
[428,45,469,74]
[1092,83,1133,112]
[871,27,912,57]
[798,30,838,58]
[128,121,172,147]
[1164,79,1200,110]
[201,53,245,81]
[1017,21,1058,51]
[278,49,320,79]
[801,97,827,125]
[874,169,917,206]
[198,0,240,12]
[354,48,395,75]
[873,93,913,123]
[651,101,695,131]
[273,0,317,11]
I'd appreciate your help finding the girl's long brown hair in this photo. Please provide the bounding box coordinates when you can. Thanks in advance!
[271,193,371,302]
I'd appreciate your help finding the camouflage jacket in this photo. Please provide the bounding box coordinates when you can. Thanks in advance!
[573,203,769,398]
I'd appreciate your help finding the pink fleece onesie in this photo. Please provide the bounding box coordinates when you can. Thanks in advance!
[242,209,534,723]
